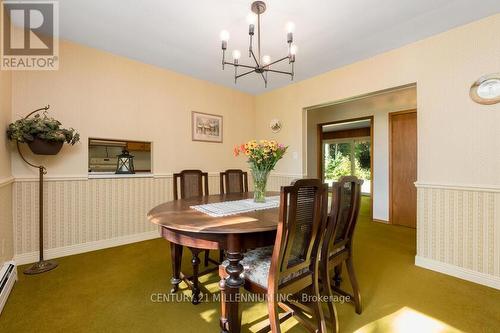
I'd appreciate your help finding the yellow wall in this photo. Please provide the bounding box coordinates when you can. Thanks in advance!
[0,70,11,179]
[256,14,500,186]
[0,68,13,264]
[11,39,255,178]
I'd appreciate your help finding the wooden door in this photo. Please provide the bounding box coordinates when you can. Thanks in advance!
[390,111,417,228]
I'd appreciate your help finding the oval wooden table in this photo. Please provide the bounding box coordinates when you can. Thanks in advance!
[147,192,280,333]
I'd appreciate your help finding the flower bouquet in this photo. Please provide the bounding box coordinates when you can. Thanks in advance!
[234,140,287,203]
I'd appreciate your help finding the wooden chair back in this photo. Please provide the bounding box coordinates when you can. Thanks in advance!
[268,178,328,291]
[219,169,248,194]
[323,176,363,257]
[173,170,209,200]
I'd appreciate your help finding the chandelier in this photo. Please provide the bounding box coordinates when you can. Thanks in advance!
[219,1,297,87]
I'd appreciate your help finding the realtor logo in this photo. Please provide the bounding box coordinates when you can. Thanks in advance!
[1,1,59,70]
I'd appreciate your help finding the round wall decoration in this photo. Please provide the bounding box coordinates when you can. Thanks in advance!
[470,73,500,105]
[270,119,282,133]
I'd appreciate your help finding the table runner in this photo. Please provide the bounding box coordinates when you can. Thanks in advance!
[190,196,280,217]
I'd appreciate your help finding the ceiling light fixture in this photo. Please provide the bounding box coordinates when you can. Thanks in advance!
[220,1,296,87]
[470,73,500,105]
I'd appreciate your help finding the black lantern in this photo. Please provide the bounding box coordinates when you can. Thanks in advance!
[116,149,135,174]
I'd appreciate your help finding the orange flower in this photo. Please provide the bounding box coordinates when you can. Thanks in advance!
[233,145,240,156]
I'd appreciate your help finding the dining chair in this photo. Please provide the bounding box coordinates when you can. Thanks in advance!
[172,170,215,304]
[320,176,363,332]
[220,178,329,333]
[173,169,209,201]
[219,169,248,194]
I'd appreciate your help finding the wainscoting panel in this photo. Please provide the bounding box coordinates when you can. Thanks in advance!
[12,173,301,263]
[266,173,303,191]
[14,177,166,256]
[0,178,14,264]
[416,183,500,289]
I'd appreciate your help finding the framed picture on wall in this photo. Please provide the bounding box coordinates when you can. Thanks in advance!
[192,111,223,143]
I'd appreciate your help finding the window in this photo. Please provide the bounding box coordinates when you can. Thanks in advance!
[322,137,371,194]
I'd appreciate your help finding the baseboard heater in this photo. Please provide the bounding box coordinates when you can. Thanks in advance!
[0,261,17,315]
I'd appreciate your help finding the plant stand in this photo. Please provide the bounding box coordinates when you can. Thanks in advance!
[22,163,58,275]
[17,106,58,275]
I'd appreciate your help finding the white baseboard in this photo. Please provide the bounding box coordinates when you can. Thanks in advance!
[14,230,161,265]
[415,256,500,290]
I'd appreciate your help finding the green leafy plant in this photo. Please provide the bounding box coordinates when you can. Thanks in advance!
[7,112,80,145]
[324,141,371,181]
[325,151,351,180]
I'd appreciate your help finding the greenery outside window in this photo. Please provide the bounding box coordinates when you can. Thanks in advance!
[323,137,371,193]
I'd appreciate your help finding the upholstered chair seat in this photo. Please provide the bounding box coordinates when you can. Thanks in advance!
[222,246,310,288]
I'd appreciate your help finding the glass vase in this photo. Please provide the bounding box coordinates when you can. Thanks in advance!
[251,168,270,203]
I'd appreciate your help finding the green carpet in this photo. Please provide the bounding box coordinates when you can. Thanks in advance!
[1,198,499,332]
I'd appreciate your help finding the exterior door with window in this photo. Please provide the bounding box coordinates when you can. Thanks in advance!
[323,138,371,194]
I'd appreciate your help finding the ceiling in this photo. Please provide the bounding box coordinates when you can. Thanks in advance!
[56,0,500,95]
[323,119,371,133]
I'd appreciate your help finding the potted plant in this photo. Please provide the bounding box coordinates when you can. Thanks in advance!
[234,139,287,203]
[7,112,80,155]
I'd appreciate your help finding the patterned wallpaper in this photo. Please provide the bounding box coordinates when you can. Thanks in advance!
[0,180,13,263]
[12,174,298,257]
[417,185,500,279]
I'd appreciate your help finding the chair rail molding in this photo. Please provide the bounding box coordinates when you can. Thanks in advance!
[15,175,89,182]
[415,181,500,193]
[0,177,14,188]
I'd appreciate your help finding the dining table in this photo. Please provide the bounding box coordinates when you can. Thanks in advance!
[147,191,280,333]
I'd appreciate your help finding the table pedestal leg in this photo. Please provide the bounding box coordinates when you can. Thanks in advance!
[170,243,183,293]
[220,235,243,333]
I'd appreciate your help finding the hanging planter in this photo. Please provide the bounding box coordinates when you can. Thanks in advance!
[27,138,64,155]
[6,106,80,155]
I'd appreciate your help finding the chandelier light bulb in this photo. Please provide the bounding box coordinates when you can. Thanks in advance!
[262,55,271,65]
[290,44,298,55]
[220,30,230,41]
[286,21,295,33]
[232,50,241,60]
[246,13,257,25]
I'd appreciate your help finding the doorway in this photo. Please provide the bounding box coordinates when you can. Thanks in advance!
[305,84,417,223]
[389,110,417,228]
[318,117,373,218]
